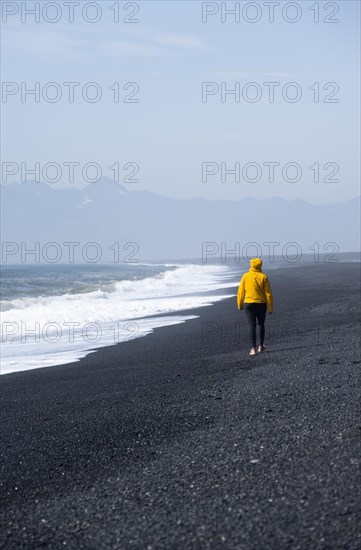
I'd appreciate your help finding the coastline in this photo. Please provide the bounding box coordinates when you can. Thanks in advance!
[1,262,360,549]
[0,263,238,375]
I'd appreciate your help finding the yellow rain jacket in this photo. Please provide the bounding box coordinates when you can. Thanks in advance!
[237,258,273,313]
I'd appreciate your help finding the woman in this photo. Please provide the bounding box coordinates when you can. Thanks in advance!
[237,258,273,356]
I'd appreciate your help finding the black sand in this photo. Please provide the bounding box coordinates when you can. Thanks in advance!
[1,263,360,549]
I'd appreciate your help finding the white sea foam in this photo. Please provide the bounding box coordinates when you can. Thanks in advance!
[1,264,237,375]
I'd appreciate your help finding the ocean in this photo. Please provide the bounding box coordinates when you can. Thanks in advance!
[0,263,237,375]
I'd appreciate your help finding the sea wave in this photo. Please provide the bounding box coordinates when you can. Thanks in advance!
[1,264,237,375]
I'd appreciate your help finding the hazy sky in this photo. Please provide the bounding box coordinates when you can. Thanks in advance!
[1,0,360,203]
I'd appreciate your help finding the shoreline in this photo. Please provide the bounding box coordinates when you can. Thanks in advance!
[1,262,360,549]
[1,259,353,378]
[0,263,238,376]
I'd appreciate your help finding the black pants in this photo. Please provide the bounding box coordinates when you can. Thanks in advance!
[244,303,267,348]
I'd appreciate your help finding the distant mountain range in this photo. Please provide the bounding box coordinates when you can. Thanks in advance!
[1,179,360,261]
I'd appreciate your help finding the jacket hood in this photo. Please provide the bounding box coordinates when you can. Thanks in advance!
[250,258,263,272]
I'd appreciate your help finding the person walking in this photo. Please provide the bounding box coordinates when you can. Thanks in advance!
[237,258,273,356]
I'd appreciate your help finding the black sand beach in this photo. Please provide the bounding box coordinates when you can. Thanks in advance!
[1,263,360,549]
